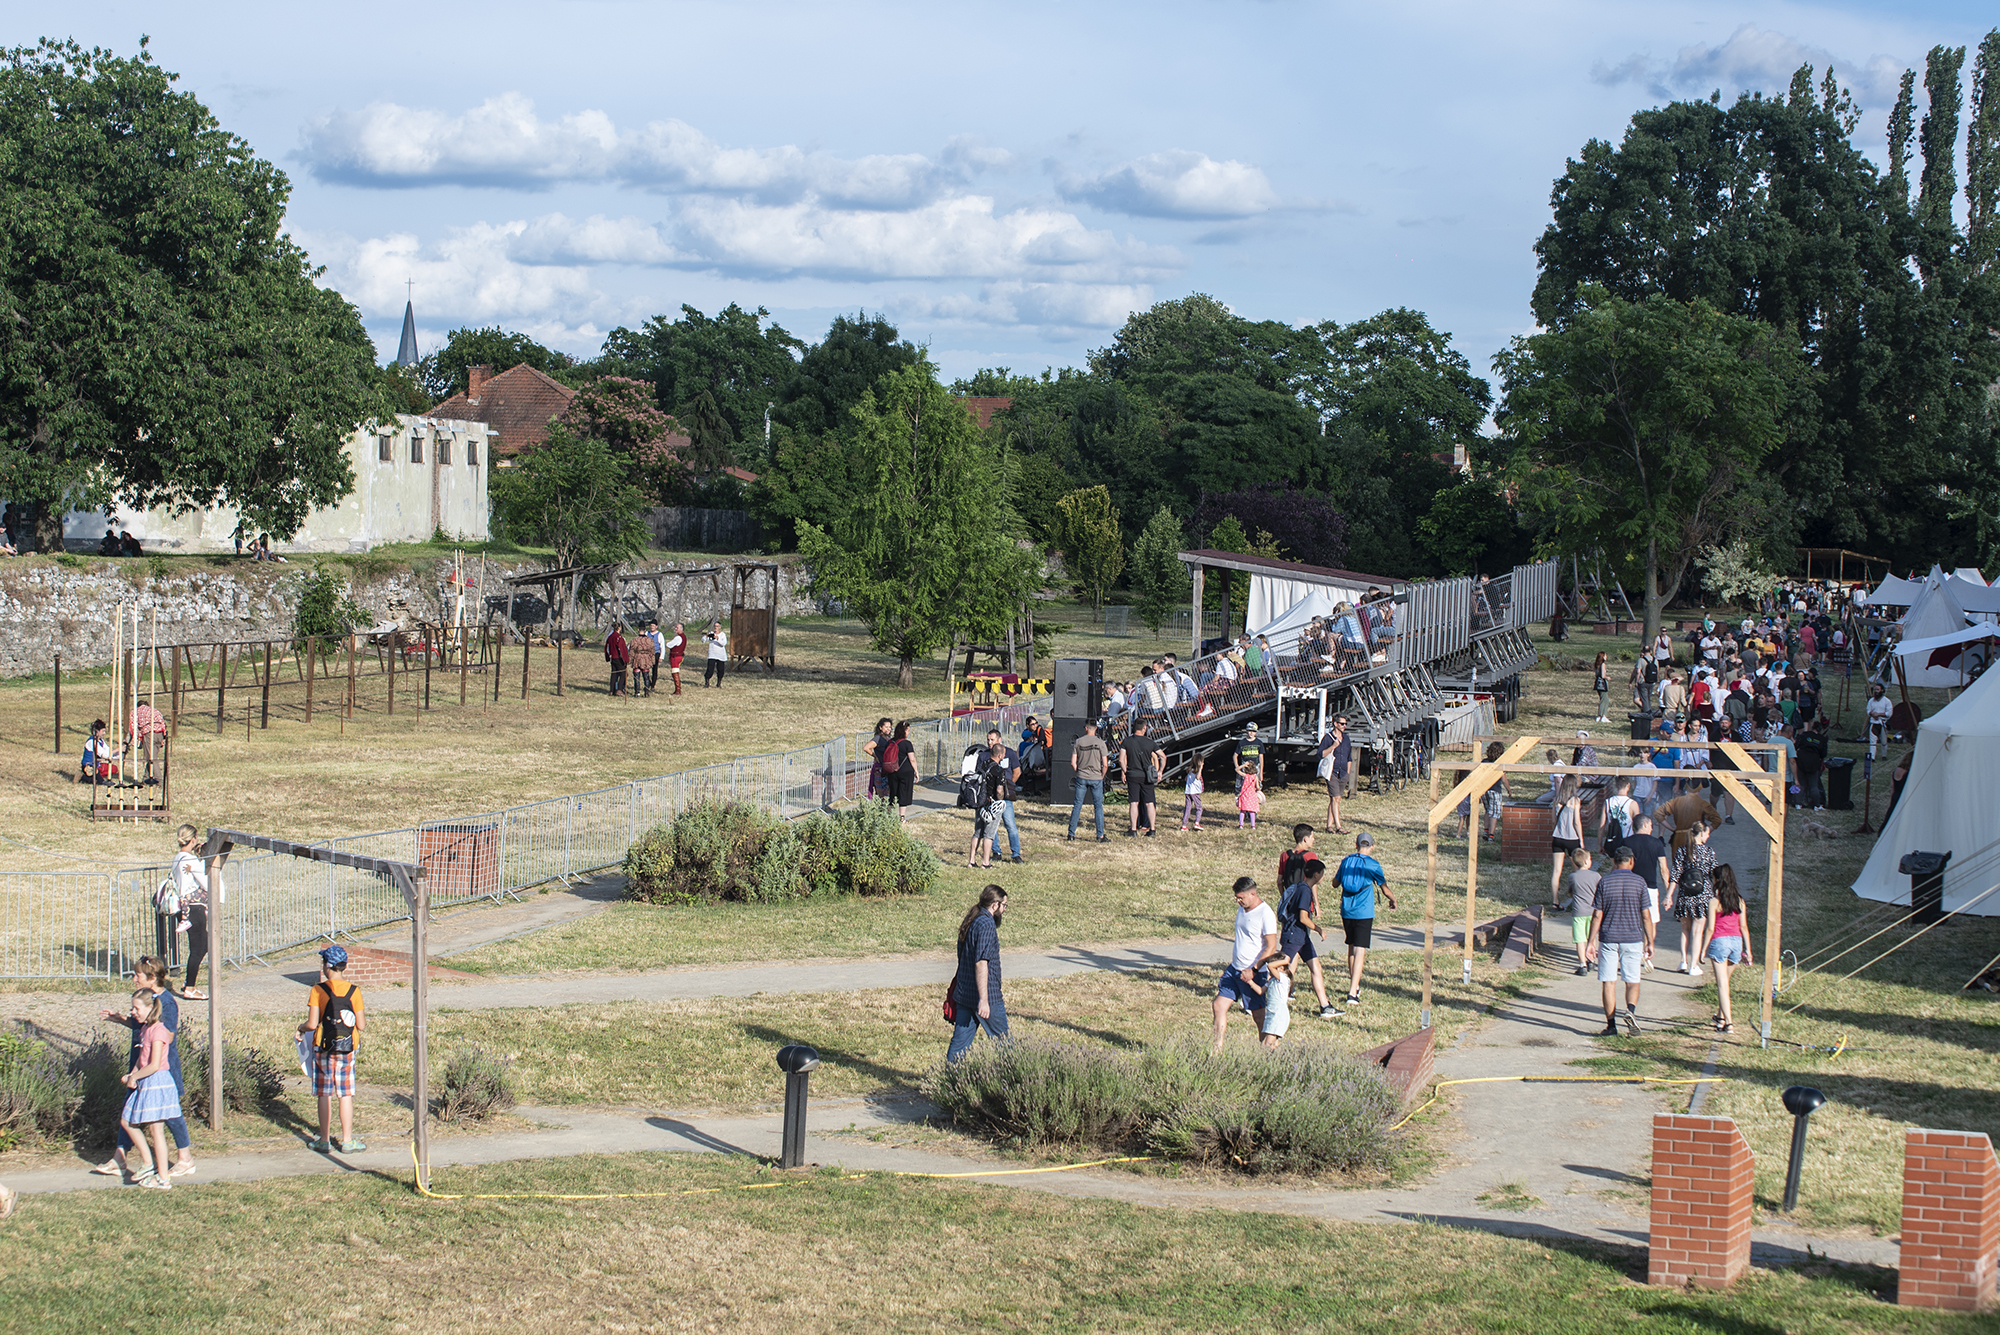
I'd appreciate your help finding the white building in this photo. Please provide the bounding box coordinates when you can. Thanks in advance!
[61,413,494,554]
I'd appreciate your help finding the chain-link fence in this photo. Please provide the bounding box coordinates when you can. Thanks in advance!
[0,708,1082,978]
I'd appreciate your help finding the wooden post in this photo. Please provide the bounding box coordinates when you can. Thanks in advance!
[260,641,271,729]
[1463,792,1481,985]
[1422,813,1439,1030]
[459,625,469,706]
[1189,564,1205,659]
[52,653,60,753]
[201,839,228,1133]
[387,630,397,716]
[346,634,357,719]
[405,864,431,1187]
[556,636,564,696]
[216,642,227,734]
[521,636,531,701]
[1761,750,1787,1048]
[423,630,432,710]
[169,646,180,738]
[305,638,315,724]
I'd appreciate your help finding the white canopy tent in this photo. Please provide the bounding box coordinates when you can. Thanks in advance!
[1870,573,1923,606]
[1889,570,1987,687]
[1246,571,1377,631]
[1248,586,1350,650]
[1952,568,1988,586]
[1948,576,2000,617]
[1852,662,2000,916]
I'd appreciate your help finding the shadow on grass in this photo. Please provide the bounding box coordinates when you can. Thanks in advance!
[741,1024,926,1093]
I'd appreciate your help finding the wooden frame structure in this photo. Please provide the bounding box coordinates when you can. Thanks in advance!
[196,829,436,1181]
[1421,737,1791,1046]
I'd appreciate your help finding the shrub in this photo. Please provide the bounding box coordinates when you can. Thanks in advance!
[0,1034,83,1148]
[624,798,937,905]
[925,1035,1399,1176]
[434,1046,517,1123]
[181,1041,288,1120]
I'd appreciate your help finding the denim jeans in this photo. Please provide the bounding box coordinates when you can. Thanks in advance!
[945,995,1009,1062]
[988,800,1021,858]
[1068,778,1104,838]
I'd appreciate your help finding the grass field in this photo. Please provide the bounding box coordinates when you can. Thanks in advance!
[0,1152,1986,1335]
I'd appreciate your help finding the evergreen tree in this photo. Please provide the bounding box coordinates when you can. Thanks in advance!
[1130,506,1191,635]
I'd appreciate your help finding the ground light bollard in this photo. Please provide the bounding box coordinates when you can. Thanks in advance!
[776,1044,820,1169]
[1780,1085,1827,1212]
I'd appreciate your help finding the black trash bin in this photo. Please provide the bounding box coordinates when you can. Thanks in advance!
[1822,756,1855,810]
[1898,850,1952,925]
[1628,712,1657,742]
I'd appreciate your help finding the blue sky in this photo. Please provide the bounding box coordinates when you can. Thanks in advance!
[13,1,1995,385]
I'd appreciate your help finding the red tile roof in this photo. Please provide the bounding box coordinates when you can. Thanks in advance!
[430,364,577,457]
[955,396,1013,429]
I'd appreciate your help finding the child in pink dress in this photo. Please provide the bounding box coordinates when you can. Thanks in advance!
[1236,763,1263,829]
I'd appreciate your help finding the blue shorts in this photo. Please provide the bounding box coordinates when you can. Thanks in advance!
[1706,936,1745,964]
[1280,923,1318,962]
[1217,967,1268,1012]
[1596,940,1645,984]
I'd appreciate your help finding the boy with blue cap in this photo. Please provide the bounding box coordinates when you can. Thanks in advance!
[298,945,367,1154]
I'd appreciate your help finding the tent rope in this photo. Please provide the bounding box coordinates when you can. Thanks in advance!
[1781,880,2000,1016]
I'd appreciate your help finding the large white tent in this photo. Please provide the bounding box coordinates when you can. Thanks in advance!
[1952,567,1988,586]
[1246,571,1378,630]
[1870,573,1923,606]
[1249,586,1350,650]
[1948,576,2000,617]
[1852,661,2000,916]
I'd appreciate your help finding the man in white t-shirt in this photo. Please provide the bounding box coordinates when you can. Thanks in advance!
[1864,683,1893,757]
[1699,631,1721,666]
[1211,877,1278,1052]
[1653,632,1673,668]
[702,620,728,688]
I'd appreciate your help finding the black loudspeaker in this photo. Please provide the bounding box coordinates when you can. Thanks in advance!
[1053,657,1103,720]
[1050,717,1090,802]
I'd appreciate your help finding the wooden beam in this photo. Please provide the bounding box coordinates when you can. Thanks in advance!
[1423,735,1539,1027]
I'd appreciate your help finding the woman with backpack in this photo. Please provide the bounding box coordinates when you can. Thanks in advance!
[169,826,215,1001]
[882,721,917,816]
[297,945,367,1154]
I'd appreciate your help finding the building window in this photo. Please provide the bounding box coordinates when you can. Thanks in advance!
[411,435,423,464]
[377,435,391,462]
[466,438,479,467]
[438,435,452,466]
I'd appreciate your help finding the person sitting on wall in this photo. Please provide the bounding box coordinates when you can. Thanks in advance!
[118,531,144,557]
[99,527,121,556]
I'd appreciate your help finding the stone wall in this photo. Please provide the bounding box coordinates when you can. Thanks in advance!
[0,555,814,677]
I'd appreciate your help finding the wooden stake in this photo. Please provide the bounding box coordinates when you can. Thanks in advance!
[347,634,357,719]
[459,625,469,705]
[521,636,531,701]
[260,640,271,730]
[387,629,397,716]
[216,641,227,734]
[556,637,564,697]
[305,638,315,724]
[52,652,61,754]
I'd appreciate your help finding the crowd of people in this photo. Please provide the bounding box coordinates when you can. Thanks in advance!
[602,619,735,697]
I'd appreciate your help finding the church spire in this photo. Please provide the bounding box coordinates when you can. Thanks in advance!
[395,298,420,367]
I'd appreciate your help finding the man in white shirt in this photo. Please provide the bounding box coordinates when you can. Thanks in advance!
[702,620,729,687]
[1212,877,1279,1052]
[1864,684,1893,757]
[1699,631,1721,666]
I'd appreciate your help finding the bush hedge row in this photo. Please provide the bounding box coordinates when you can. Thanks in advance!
[623,798,939,904]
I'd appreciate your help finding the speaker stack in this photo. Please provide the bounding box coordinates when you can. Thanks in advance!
[1049,657,1103,800]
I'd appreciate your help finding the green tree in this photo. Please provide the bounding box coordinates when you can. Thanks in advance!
[420,326,575,402]
[948,367,1049,397]
[1696,539,1782,606]
[1129,506,1191,635]
[797,362,1040,688]
[1496,288,1804,642]
[1417,477,1529,576]
[1051,486,1125,618]
[0,39,394,552]
[772,312,921,437]
[1009,451,1074,544]
[489,421,646,571]
[674,389,738,483]
[599,304,803,469]
[562,377,686,504]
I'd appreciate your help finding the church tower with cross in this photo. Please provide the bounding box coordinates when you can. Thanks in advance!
[395,280,419,367]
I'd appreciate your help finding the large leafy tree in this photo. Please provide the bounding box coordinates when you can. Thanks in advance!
[420,326,576,402]
[1128,505,1191,635]
[488,421,646,571]
[1191,483,1347,570]
[0,39,393,551]
[772,312,921,437]
[599,304,803,469]
[797,361,1041,688]
[562,377,686,504]
[1496,288,1804,641]
[1530,54,2000,569]
[1051,485,1125,618]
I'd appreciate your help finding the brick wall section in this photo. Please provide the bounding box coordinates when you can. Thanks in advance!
[1900,1128,2000,1312]
[1649,1113,1754,1289]
[1500,802,1554,863]
[1356,1027,1435,1107]
[333,945,480,989]
[1498,904,1542,969]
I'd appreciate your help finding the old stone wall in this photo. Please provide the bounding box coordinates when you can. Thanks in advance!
[0,555,814,677]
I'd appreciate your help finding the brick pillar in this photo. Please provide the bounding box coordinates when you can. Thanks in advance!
[1500,802,1554,863]
[1900,1128,2000,1312]
[1649,1113,1754,1288]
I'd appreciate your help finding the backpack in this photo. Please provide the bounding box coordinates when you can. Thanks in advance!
[316,981,359,1054]
[152,878,179,916]
[956,747,989,810]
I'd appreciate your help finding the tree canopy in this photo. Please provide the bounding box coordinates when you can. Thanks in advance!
[0,39,393,551]
[598,304,804,470]
[420,326,577,402]
[488,421,646,572]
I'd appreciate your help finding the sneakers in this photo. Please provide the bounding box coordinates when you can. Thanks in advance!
[1096,835,1110,843]
[175,918,190,934]
[1318,1004,1344,1019]
[1623,1009,1642,1037]
[1343,992,1362,1008]
[1574,965,1589,976]
[1600,1022,1620,1037]
[336,1138,368,1154]
[1010,855,1024,865]
[307,1137,331,1154]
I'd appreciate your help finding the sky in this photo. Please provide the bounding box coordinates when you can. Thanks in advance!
[13,0,1997,387]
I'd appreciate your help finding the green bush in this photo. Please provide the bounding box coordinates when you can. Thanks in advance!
[925,1035,1400,1175]
[0,1034,84,1148]
[434,1046,517,1123]
[181,1041,288,1120]
[624,798,937,905]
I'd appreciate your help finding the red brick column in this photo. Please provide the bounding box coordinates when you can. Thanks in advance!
[1500,802,1554,863]
[1900,1128,2000,1312]
[1649,1113,1754,1288]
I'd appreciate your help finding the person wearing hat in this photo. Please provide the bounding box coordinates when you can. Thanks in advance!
[1333,832,1396,1006]
[297,946,367,1154]
[1234,723,1264,791]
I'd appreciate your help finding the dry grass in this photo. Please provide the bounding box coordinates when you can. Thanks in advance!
[0,1152,1980,1334]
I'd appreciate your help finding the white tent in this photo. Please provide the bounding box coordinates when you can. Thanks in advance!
[1953,567,1988,586]
[1890,570,1987,687]
[1870,573,1923,606]
[1852,661,2000,916]
[1948,576,2000,617]
[1249,586,1348,651]
[1246,571,1376,631]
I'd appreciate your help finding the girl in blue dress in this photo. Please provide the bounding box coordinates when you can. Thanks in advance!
[119,991,181,1190]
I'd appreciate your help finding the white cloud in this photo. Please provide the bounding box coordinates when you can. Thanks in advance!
[1059,150,1280,220]
[892,281,1151,332]
[1592,24,1906,107]
[302,94,976,206]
